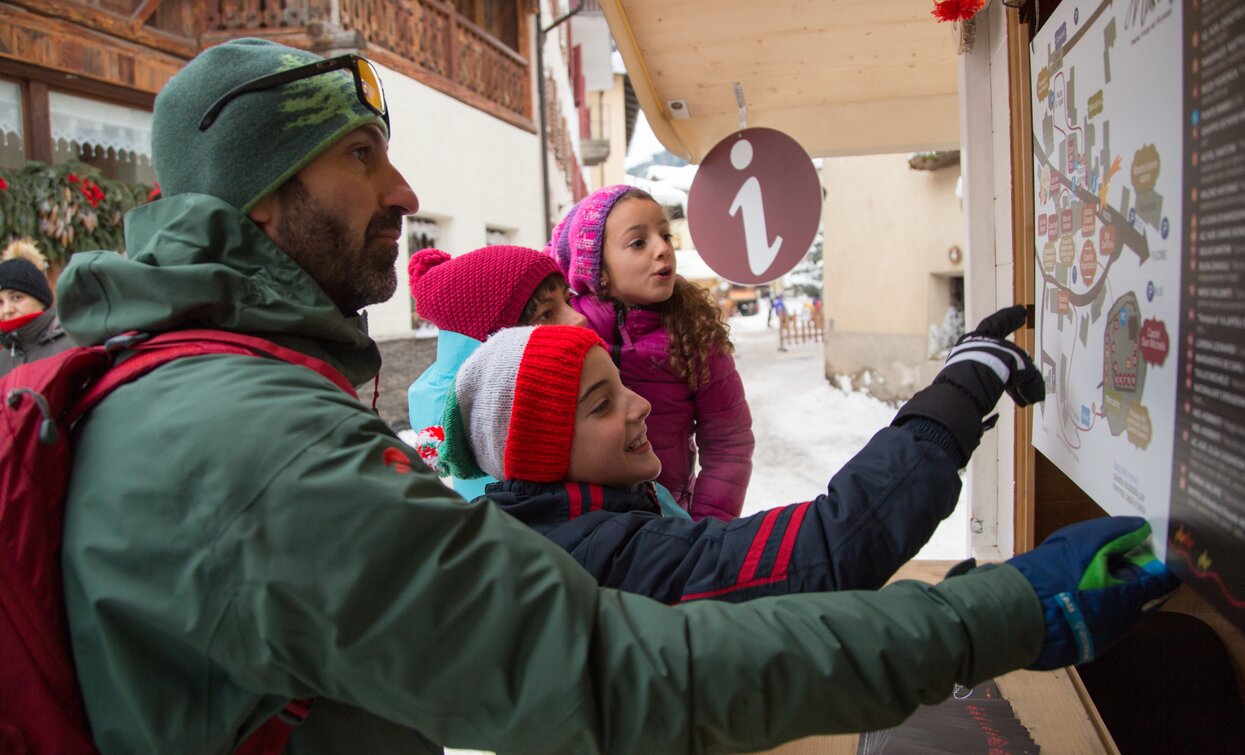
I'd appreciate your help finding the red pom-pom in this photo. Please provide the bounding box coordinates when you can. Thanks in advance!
[408,248,450,292]
[932,0,985,22]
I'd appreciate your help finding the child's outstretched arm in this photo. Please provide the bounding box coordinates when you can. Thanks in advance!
[483,423,963,603]
[686,349,754,521]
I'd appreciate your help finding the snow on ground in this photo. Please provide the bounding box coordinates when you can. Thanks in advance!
[727,307,968,560]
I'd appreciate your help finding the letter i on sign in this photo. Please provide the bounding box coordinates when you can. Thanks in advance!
[727,138,783,276]
[687,126,821,285]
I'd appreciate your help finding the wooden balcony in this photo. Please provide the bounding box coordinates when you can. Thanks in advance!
[204,0,534,131]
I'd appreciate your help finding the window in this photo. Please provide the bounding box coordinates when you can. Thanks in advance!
[0,62,155,184]
[0,79,23,170]
[50,91,154,185]
[485,227,511,245]
[407,217,442,331]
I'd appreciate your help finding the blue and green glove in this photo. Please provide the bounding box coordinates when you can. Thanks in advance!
[1007,516,1180,670]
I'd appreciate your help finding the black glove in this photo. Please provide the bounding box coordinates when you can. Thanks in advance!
[894,305,1045,462]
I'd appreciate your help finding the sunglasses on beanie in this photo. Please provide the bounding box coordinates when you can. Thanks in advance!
[198,54,388,131]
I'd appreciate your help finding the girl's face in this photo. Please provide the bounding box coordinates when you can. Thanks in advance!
[568,346,662,488]
[0,289,45,320]
[600,197,676,307]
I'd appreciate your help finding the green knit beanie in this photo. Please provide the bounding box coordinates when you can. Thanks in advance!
[152,38,387,213]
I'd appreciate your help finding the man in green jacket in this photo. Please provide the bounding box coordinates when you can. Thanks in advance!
[59,38,1177,754]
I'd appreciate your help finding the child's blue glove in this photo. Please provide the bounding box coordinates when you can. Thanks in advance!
[1007,516,1179,670]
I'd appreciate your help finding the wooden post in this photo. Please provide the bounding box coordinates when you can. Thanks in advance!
[22,79,51,164]
[446,2,457,85]
[1007,6,1038,554]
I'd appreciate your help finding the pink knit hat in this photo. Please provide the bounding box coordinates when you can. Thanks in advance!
[408,245,562,342]
[544,184,636,295]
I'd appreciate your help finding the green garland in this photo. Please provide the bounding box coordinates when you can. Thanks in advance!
[0,161,154,264]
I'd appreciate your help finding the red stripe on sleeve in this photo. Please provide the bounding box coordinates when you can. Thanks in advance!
[565,482,583,519]
[737,508,782,584]
[771,501,811,578]
[680,502,813,603]
[588,484,604,512]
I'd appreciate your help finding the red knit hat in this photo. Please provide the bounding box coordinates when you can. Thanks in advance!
[408,245,563,342]
[439,325,605,482]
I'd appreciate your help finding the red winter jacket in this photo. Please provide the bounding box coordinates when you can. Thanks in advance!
[573,294,754,521]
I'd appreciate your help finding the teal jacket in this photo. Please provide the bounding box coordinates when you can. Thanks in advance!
[408,330,491,500]
[59,194,1043,754]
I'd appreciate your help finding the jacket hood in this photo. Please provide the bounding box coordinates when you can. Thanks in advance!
[57,193,381,385]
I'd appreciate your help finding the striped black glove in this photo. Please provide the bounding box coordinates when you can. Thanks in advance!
[893,305,1044,463]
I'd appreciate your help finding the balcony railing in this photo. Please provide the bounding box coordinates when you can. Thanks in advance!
[206,0,531,127]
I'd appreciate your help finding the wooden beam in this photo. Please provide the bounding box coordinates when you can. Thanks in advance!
[0,6,184,96]
[129,0,166,32]
[22,78,51,163]
[1006,7,1038,553]
[0,58,157,109]
[367,45,535,134]
[2,0,195,60]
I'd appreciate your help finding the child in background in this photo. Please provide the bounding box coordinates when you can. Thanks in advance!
[407,245,587,498]
[546,185,753,522]
[0,238,72,378]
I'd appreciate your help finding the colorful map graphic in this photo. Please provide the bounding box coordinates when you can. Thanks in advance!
[1031,0,1183,545]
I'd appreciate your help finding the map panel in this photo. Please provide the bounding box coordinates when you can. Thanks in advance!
[1031,0,1183,556]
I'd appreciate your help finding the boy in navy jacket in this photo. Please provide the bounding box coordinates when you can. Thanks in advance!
[422,307,1043,603]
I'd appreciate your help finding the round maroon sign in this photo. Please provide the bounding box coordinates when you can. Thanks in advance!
[687,127,821,284]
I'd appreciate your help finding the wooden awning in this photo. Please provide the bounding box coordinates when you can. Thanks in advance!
[600,0,961,162]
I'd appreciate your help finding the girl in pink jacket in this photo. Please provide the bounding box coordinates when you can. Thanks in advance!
[546,185,754,521]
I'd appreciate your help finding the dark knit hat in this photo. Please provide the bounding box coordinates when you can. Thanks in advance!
[408,246,563,342]
[0,258,53,308]
[544,184,636,295]
[152,38,387,213]
[439,325,604,482]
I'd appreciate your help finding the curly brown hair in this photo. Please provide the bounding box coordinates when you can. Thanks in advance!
[600,189,733,391]
[653,277,734,391]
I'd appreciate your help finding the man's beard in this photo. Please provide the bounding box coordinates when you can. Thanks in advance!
[271,177,403,313]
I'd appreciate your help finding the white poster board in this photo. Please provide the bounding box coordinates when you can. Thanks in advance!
[1030,0,1183,556]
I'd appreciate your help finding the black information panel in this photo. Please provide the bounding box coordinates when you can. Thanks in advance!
[1169,0,1245,631]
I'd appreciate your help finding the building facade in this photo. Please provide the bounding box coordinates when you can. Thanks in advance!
[0,0,599,337]
[820,152,965,401]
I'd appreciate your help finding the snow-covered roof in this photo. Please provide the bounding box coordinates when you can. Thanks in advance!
[624,174,688,213]
[643,163,698,192]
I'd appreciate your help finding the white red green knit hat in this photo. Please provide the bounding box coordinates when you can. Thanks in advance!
[439,325,604,482]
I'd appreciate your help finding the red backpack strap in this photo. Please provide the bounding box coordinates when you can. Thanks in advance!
[140,330,358,397]
[69,330,358,422]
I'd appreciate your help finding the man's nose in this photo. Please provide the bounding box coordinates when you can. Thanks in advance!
[382,166,419,216]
